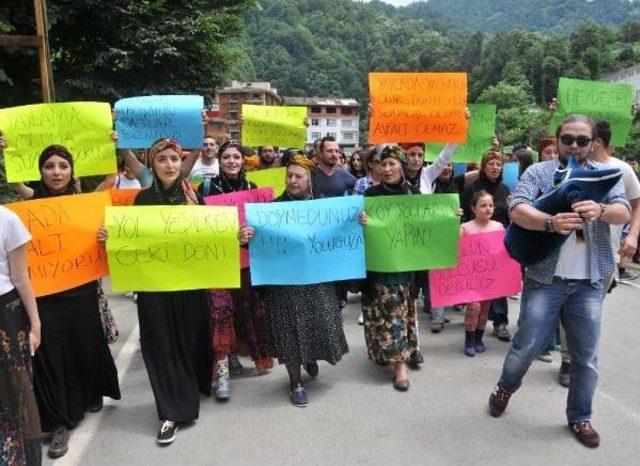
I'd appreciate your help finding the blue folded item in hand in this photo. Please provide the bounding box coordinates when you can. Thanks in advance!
[504,156,623,265]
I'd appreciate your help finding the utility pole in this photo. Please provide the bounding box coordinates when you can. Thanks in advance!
[0,0,55,102]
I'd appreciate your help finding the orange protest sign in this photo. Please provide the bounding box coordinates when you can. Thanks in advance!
[109,188,141,206]
[368,72,468,144]
[7,191,111,297]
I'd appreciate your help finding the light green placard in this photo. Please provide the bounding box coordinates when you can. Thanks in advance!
[364,194,460,272]
[0,102,116,182]
[246,167,287,198]
[425,103,496,163]
[105,205,240,292]
[550,77,634,147]
[242,104,307,149]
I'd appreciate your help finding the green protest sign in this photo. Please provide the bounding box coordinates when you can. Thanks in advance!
[105,205,241,292]
[0,102,116,182]
[550,77,634,147]
[425,104,496,163]
[242,105,307,149]
[364,194,460,272]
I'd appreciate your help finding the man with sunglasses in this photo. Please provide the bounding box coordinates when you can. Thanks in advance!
[488,115,630,448]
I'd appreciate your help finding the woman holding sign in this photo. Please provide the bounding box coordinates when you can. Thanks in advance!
[26,145,121,459]
[239,154,351,407]
[130,138,212,445]
[360,146,420,391]
[0,205,42,465]
[198,140,273,401]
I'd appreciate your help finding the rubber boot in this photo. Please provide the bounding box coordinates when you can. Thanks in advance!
[464,331,476,357]
[474,329,486,353]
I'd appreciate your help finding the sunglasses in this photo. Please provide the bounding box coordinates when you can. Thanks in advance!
[559,134,593,147]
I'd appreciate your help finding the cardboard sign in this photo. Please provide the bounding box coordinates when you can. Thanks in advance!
[105,205,240,292]
[429,230,522,306]
[6,192,111,296]
[242,105,307,149]
[369,72,468,144]
[0,102,116,182]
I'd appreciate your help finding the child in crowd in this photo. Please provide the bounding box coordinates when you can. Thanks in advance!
[460,190,504,356]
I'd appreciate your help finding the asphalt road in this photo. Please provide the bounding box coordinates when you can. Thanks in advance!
[43,277,640,466]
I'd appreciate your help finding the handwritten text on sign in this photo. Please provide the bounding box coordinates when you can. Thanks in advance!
[246,196,366,285]
[550,77,634,147]
[369,72,468,144]
[105,205,240,292]
[204,187,274,268]
[115,95,204,149]
[0,102,116,182]
[364,194,460,272]
[425,103,496,163]
[428,230,522,307]
[6,192,111,297]
[242,105,307,149]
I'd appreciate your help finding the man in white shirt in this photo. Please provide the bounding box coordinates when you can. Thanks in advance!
[189,137,220,186]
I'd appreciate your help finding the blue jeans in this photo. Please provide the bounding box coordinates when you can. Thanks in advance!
[498,278,603,423]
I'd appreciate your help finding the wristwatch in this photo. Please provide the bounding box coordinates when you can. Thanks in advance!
[598,203,606,220]
[544,217,554,233]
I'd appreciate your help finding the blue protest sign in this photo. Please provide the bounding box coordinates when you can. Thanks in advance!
[453,163,467,178]
[502,162,519,190]
[115,95,204,149]
[246,196,366,285]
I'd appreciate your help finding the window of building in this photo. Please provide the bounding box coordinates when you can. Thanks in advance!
[342,131,355,141]
[310,106,322,113]
[341,119,352,128]
[230,131,239,140]
[229,102,238,110]
[327,132,337,138]
[311,132,321,140]
[326,106,336,114]
[251,93,262,100]
[341,108,353,115]
[326,118,336,127]
[311,118,319,126]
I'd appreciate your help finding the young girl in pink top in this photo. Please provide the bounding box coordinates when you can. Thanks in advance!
[461,190,504,356]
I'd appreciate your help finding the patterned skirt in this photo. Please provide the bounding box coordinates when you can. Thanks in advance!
[0,289,41,466]
[361,281,418,364]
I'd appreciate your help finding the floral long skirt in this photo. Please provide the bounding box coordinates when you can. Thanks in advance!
[0,289,41,466]
[362,282,417,364]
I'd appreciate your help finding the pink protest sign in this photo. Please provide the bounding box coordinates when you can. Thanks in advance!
[204,187,274,268]
[428,230,521,307]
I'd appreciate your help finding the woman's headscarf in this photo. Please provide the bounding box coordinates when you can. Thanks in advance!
[216,140,252,191]
[32,145,78,198]
[281,152,315,200]
[379,145,413,194]
[147,138,198,205]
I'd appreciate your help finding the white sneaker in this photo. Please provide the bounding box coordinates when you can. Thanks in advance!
[358,312,364,325]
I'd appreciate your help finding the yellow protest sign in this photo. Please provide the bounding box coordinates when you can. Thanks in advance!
[0,102,116,182]
[105,205,240,292]
[242,105,307,148]
[6,192,111,297]
[246,167,287,198]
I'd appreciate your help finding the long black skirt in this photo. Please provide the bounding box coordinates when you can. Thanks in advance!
[137,290,212,422]
[33,283,121,432]
[261,283,348,366]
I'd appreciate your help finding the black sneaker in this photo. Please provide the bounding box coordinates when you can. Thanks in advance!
[157,421,178,445]
[488,385,512,417]
[47,427,70,459]
[304,362,319,377]
[407,351,424,369]
[228,353,244,376]
[569,420,600,448]
[559,361,570,387]
[88,397,103,413]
